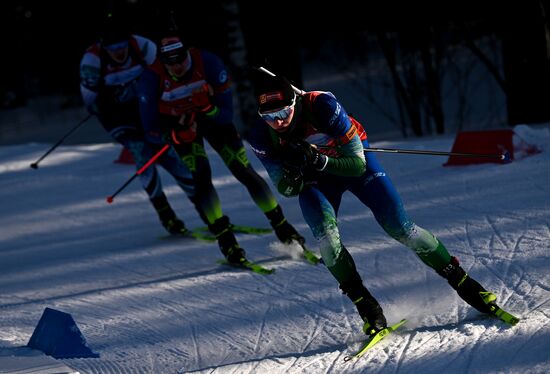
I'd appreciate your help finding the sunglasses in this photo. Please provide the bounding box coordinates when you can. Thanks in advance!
[258,94,296,121]
[103,40,129,51]
[160,52,186,65]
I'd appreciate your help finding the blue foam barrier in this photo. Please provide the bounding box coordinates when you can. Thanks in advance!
[27,307,99,359]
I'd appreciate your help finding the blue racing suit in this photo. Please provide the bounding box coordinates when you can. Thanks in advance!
[249,91,453,285]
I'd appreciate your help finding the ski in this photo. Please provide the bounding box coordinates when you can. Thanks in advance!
[296,241,322,265]
[480,292,520,326]
[160,224,273,242]
[216,259,275,275]
[195,224,273,235]
[158,229,217,242]
[344,319,407,361]
[489,305,520,326]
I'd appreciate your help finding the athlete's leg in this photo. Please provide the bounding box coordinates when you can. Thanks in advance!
[205,122,304,243]
[299,184,386,332]
[353,151,500,314]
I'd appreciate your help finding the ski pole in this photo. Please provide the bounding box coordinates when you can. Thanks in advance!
[363,147,510,161]
[106,144,170,204]
[30,113,93,169]
[257,66,509,161]
[257,66,305,95]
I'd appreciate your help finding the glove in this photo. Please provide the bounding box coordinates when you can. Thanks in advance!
[191,83,219,117]
[285,139,328,171]
[169,112,197,144]
[277,165,304,197]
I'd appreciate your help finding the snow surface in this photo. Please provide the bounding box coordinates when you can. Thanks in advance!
[0,124,549,374]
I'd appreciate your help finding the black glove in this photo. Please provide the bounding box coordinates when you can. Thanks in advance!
[278,164,304,197]
[284,139,328,171]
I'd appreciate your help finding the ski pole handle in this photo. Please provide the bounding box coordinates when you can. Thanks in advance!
[30,113,93,169]
[106,144,170,204]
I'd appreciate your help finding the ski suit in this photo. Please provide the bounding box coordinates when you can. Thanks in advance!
[248,91,453,284]
[138,48,279,225]
[79,35,195,203]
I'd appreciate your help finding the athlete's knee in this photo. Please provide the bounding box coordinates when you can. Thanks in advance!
[388,222,439,252]
[383,218,415,242]
[221,145,250,168]
[317,225,342,267]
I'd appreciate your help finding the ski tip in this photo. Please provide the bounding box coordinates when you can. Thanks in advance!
[302,251,322,265]
[344,318,408,361]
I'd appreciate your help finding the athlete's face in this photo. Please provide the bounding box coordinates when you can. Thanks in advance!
[163,52,191,78]
[262,106,295,133]
[104,40,129,64]
[258,95,296,133]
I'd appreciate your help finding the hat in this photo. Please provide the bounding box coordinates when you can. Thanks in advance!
[159,36,188,64]
[100,12,130,46]
[253,73,295,113]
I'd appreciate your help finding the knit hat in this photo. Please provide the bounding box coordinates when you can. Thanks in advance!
[253,73,296,113]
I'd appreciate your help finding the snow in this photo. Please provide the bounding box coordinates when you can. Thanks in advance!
[1,124,549,374]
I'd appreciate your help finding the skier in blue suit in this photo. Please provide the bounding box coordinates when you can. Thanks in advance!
[248,72,508,336]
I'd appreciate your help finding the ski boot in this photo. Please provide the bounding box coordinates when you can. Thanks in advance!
[209,216,247,264]
[437,256,518,325]
[151,195,188,235]
[341,277,387,336]
[265,205,305,245]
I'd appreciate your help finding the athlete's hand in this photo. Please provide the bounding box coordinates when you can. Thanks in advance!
[170,113,197,144]
[278,165,304,197]
[191,83,218,116]
[285,139,328,171]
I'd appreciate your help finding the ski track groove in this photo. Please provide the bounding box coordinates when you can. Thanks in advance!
[260,269,327,310]
[441,328,469,370]
[152,298,195,361]
[299,311,322,354]
[485,215,515,282]
[503,230,525,297]
[146,350,156,374]
[191,324,201,371]
[252,303,269,354]
[478,259,522,307]
[90,359,126,374]
[508,318,550,360]
[462,324,487,374]
[246,359,260,374]
[394,331,413,373]
[205,324,252,356]
[325,352,340,374]
[285,356,301,374]
[254,267,350,347]
[465,215,522,295]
